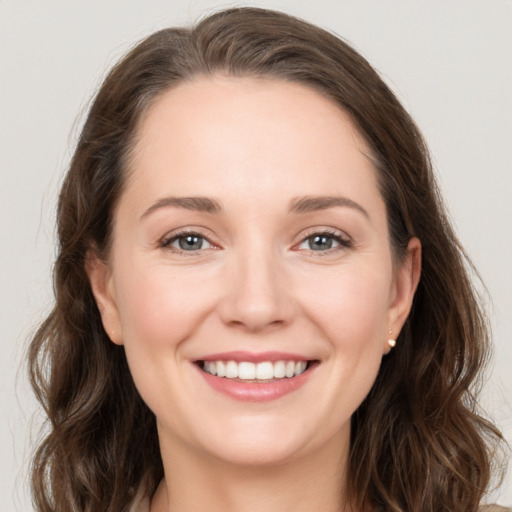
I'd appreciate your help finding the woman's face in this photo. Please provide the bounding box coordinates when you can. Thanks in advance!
[89,77,420,467]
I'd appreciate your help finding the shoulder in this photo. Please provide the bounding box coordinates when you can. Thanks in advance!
[479,506,512,512]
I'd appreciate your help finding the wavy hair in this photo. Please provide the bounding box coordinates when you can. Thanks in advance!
[29,7,503,511]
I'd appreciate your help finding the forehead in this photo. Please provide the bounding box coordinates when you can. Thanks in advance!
[125,76,381,212]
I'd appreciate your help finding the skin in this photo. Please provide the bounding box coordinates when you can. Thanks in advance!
[88,76,421,512]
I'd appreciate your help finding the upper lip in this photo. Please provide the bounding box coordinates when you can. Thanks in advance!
[195,351,313,363]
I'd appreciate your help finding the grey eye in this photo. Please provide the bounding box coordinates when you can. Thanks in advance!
[170,234,212,251]
[302,234,340,251]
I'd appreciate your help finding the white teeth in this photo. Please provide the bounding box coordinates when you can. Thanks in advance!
[216,360,226,378]
[225,360,238,378]
[256,362,274,380]
[295,361,307,376]
[202,359,310,380]
[238,362,256,380]
[274,360,286,378]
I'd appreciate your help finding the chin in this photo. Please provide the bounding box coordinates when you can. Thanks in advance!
[204,434,306,467]
[188,412,338,468]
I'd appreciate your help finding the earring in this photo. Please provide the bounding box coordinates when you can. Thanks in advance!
[387,328,396,348]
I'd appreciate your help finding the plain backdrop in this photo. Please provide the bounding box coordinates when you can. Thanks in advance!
[1,1,511,510]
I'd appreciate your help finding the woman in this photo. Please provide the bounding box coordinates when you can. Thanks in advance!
[28,7,507,512]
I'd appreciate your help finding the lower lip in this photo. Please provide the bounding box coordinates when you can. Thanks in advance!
[195,364,315,402]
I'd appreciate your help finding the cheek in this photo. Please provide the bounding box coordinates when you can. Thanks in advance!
[300,263,392,345]
[315,269,390,401]
[113,262,218,414]
[114,261,217,351]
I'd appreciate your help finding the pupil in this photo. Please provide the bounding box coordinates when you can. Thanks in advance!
[311,235,332,250]
[179,235,202,250]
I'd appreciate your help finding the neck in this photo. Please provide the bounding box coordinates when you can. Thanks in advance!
[150,428,353,512]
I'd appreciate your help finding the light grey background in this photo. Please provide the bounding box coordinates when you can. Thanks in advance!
[1,1,511,510]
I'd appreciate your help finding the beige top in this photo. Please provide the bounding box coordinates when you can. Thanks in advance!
[128,496,511,512]
[127,486,150,512]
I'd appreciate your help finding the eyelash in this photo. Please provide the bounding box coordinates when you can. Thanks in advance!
[296,229,352,254]
[160,228,352,255]
[160,229,216,255]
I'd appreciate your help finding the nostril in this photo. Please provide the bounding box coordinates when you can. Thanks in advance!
[217,270,295,332]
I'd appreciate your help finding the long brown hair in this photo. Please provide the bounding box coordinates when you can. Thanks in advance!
[29,7,503,511]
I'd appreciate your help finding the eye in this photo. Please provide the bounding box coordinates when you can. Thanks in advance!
[162,232,213,252]
[297,231,351,252]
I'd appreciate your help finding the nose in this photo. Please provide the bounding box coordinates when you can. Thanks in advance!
[218,246,296,333]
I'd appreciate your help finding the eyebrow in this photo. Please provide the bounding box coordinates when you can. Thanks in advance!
[140,196,222,220]
[289,195,369,218]
[140,194,369,220]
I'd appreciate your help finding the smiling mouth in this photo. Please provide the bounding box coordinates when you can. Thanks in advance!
[197,360,317,382]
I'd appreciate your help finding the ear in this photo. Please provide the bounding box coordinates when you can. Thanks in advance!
[85,250,123,345]
[384,237,422,353]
